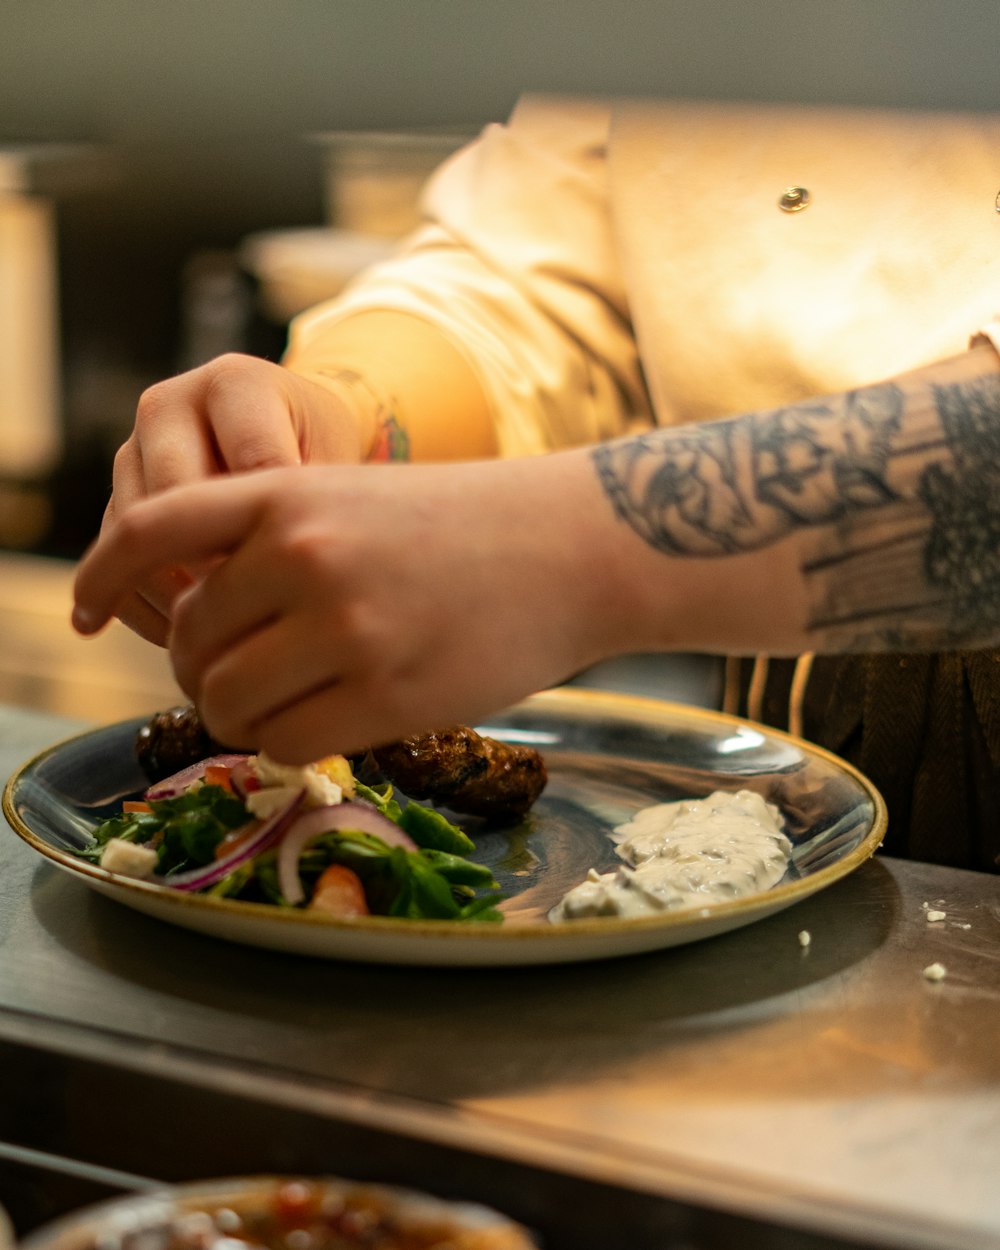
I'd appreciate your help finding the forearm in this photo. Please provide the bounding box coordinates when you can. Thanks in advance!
[576,341,1000,658]
[283,310,498,462]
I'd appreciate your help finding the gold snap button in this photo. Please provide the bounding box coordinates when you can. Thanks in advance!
[995,189,1000,213]
[779,186,810,213]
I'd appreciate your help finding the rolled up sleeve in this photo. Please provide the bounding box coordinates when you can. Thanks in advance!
[286,96,652,456]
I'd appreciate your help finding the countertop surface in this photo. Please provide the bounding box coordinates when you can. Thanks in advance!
[1,701,998,1250]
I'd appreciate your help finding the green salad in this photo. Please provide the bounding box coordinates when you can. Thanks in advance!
[78,751,504,922]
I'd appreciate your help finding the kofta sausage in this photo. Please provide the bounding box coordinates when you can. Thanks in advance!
[136,706,546,822]
[370,726,547,822]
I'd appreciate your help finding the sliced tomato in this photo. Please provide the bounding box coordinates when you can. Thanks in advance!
[307,864,370,917]
[213,820,264,861]
[203,764,234,792]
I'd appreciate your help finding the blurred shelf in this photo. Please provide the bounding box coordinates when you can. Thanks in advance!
[0,551,181,725]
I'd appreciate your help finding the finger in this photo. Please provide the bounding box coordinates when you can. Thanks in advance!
[72,474,271,635]
[167,547,285,700]
[249,674,474,765]
[104,422,210,627]
[175,358,304,477]
[109,590,173,647]
[128,376,224,499]
[183,610,344,752]
[102,491,197,635]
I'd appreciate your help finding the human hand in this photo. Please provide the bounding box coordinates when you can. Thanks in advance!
[105,354,370,645]
[72,455,618,761]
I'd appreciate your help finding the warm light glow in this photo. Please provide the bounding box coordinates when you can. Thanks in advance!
[0,193,62,477]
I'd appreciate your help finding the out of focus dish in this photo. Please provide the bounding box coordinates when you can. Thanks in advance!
[19,1175,537,1250]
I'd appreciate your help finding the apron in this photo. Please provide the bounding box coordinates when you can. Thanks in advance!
[608,98,1000,871]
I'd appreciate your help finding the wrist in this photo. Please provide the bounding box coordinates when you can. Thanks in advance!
[524,448,660,667]
[294,366,411,462]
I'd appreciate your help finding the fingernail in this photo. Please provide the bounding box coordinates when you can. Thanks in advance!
[71,605,101,635]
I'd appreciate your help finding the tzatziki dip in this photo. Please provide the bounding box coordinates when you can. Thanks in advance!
[551,788,792,921]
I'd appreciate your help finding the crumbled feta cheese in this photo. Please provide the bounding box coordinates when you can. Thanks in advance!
[797,929,812,948]
[926,909,946,923]
[922,962,947,982]
[253,752,347,807]
[245,784,303,820]
[100,838,159,879]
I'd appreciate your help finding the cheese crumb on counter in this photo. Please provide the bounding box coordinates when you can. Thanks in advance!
[797,929,812,948]
[922,962,948,982]
[926,909,947,923]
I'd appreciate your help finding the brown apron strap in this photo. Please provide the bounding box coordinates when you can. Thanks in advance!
[733,650,1000,872]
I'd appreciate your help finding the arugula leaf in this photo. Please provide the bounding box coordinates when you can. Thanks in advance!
[397,801,475,855]
[91,784,251,875]
[88,775,505,923]
[353,780,404,823]
[286,829,503,921]
[418,848,497,888]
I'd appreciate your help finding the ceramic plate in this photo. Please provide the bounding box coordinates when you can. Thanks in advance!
[20,1174,537,1250]
[3,688,886,967]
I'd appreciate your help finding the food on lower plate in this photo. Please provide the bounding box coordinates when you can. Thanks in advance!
[79,747,506,922]
[22,1176,538,1250]
[137,705,547,823]
[551,788,792,920]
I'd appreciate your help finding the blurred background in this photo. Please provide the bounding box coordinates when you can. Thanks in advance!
[1,0,998,721]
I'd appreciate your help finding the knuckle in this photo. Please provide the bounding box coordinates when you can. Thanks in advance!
[201,352,258,400]
[134,380,174,427]
[274,527,333,579]
[110,503,153,546]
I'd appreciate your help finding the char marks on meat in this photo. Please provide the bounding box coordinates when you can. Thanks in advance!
[135,706,546,822]
[369,726,547,822]
[136,704,223,782]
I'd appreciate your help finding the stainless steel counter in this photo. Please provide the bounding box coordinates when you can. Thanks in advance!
[1,702,998,1250]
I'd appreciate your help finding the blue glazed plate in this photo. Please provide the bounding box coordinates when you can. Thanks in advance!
[2,688,886,967]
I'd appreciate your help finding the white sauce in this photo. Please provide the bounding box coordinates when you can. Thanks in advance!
[552,788,792,921]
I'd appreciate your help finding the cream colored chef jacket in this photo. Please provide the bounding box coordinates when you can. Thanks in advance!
[288,95,1000,457]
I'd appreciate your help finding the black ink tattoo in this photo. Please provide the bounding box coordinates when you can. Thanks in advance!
[919,378,1000,631]
[591,383,904,557]
[591,371,1000,652]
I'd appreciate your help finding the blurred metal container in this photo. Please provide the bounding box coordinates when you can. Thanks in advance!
[310,128,474,238]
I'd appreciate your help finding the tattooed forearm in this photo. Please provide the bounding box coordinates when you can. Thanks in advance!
[591,382,906,556]
[591,362,1000,652]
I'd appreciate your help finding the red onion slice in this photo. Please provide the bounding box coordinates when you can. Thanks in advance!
[144,754,252,801]
[156,789,305,892]
[227,758,259,800]
[277,802,418,906]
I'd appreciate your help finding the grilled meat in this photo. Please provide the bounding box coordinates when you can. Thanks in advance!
[135,706,546,822]
[135,704,223,781]
[369,726,547,822]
